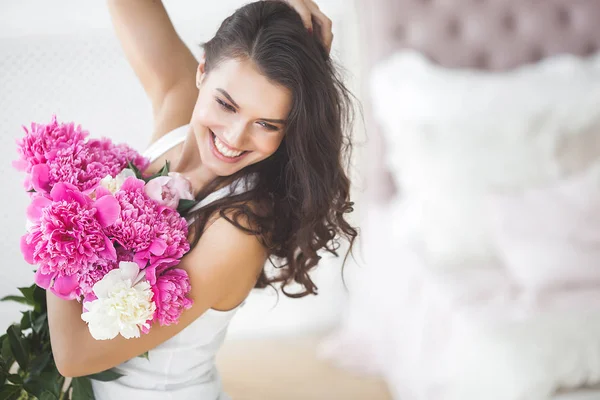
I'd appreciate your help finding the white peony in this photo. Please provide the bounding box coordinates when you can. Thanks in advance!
[99,168,137,194]
[81,261,156,340]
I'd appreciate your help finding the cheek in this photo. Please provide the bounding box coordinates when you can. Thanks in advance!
[192,102,217,128]
[253,134,283,156]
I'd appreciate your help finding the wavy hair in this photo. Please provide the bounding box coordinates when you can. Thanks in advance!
[188,0,357,298]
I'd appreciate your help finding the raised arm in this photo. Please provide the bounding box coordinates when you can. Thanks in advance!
[107,0,199,139]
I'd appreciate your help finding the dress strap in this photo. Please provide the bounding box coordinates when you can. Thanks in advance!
[143,125,189,162]
[186,173,258,225]
[189,173,258,213]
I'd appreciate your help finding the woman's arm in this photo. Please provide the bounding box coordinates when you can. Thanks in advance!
[48,216,267,378]
[107,0,199,140]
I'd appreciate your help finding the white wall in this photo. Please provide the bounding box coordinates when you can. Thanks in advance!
[0,0,364,339]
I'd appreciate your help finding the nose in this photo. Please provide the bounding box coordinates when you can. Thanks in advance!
[222,121,247,150]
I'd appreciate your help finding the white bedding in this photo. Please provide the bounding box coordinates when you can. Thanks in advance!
[320,51,600,400]
[555,389,600,400]
[322,205,600,399]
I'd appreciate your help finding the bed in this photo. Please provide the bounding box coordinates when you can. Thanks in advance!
[322,1,600,399]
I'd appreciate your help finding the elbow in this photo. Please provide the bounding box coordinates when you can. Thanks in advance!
[54,352,78,378]
[55,361,89,379]
[53,347,88,378]
[54,348,109,378]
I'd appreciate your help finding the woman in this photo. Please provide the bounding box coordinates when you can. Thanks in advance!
[47,0,356,398]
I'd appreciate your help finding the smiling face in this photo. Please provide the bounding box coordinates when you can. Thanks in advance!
[191,57,292,177]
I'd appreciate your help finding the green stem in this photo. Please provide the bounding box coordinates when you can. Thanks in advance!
[59,376,70,400]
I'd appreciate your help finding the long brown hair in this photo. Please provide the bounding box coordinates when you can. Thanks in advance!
[188,0,357,298]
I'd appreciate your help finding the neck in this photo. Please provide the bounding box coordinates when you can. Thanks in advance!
[170,126,217,197]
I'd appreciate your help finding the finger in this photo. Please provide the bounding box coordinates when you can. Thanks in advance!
[282,0,313,31]
[306,1,333,52]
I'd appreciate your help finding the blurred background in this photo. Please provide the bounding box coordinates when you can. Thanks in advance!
[2,0,600,399]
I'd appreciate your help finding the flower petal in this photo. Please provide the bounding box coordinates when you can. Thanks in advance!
[31,164,50,193]
[120,324,141,339]
[12,159,28,171]
[94,194,121,227]
[149,239,167,256]
[144,176,169,201]
[92,269,121,298]
[133,251,150,269]
[20,235,36,264]
[49,182,79,203]
[34,269,55,289]
[144,264,158,286]
[100,236,117,260]
[120,176,145,192]
[52,274,80,300]
[119,261,140,285]
[26,195,52,222]
[94,185,112,199]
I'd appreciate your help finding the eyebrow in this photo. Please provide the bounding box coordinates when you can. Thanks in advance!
[216,88,287,125]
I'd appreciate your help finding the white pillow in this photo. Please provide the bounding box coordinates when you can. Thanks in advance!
[370,51,600,267]
[487,164,600,290]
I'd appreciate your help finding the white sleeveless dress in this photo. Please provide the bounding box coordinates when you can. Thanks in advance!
[92,125,251,400]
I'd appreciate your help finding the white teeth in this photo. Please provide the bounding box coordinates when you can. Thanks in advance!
[213,133,244,158]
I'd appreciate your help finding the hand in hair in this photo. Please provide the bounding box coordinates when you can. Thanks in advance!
[276,0,334,52]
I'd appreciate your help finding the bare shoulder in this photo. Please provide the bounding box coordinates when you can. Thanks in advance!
[183,207,267,311]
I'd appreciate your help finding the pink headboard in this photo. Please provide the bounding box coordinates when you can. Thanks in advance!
[357,0,600,70]
[358,0,600,201]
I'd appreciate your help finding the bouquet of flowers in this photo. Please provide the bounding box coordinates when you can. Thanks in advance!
[15,116,196,340]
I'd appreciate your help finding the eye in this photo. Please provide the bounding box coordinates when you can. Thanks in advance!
[257,121,279,131]
[215,97,236,113]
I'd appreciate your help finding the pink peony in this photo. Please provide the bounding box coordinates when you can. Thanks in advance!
[144,207,190,281]
[42,138,149,193]
[151,268,193,327]
[144,173,194,209]
[106,177,190,273]
[83,138,149,187]
[21,182,120,300]
[105,177,161,258]
[14,116,149,193]
[14,115,88,174]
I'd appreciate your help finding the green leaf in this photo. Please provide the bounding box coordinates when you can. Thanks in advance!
[6,374,23,385]
[38,370,61,395]
[7,325,28,370]
[86,369,123,382]
[126,160,143,180]
[33,285,46,313]
[144,160,171,183]
[0,296,32,306]
[18,287,35,304]
[71,377,95,400]
[27,188,36,193]
[0,384,23,400]
[1,334,13,364]
[138,351,149,360]
[20,311,32,331]
[29,352,51,376]
[23,375,49,398]
[160,160,170,176]
[32,313,47,334]
[39,390,58,400]
[176,199,198,215]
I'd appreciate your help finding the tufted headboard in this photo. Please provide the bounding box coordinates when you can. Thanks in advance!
[357,0,600,71]
[358,0,600,201]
